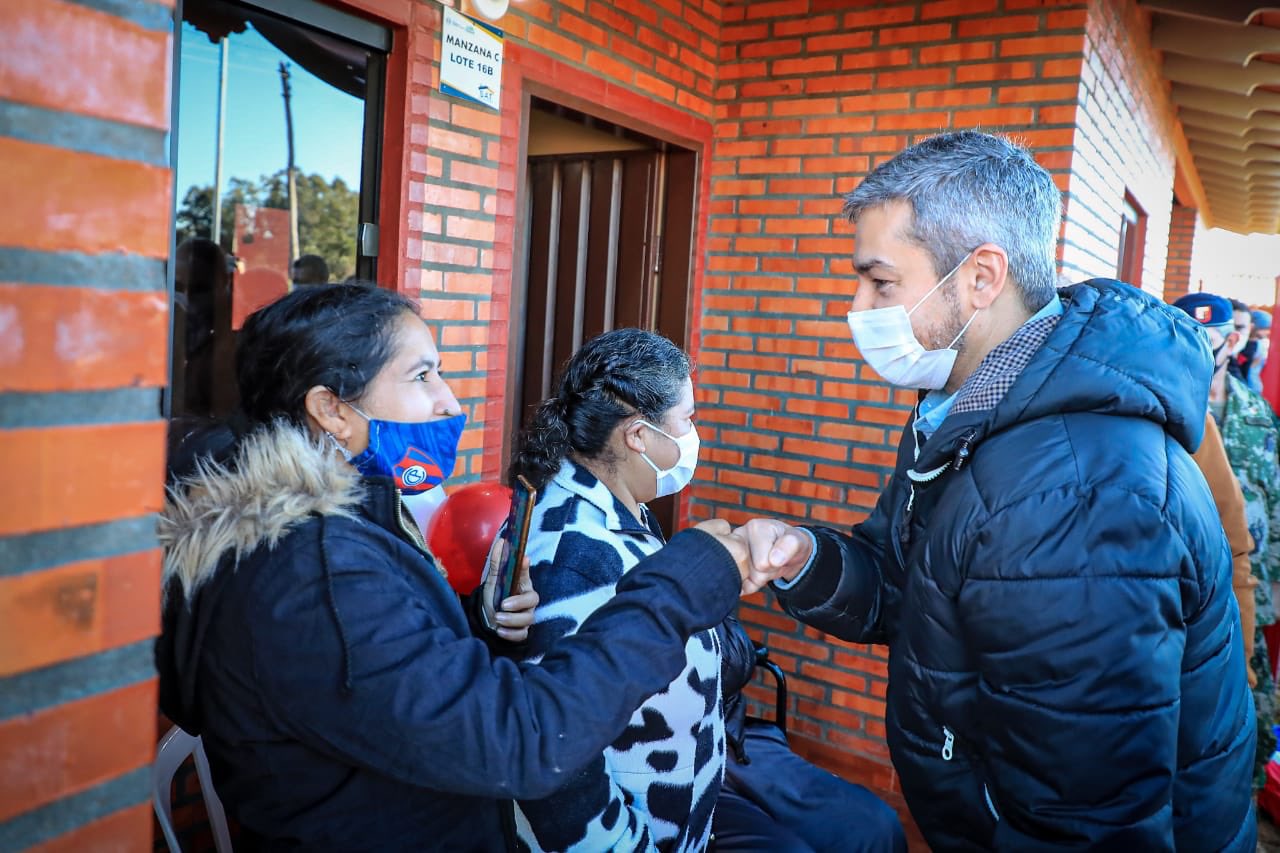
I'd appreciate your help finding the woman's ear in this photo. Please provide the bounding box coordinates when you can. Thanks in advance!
[621,418,649,455]
[305,386,352,441]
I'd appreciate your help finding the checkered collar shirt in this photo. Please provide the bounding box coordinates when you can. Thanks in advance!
[915,293,1064,438]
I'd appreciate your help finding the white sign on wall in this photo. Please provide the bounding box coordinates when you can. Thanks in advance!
[440,6,503,110]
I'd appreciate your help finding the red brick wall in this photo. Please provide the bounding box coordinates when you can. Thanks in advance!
[411,0,724,482]
[415,0,1187,806]
[685,0,1089,795]
[1163,202,1198,302]
[1059,0,1180,296]
[404,0,501,481]
[0,0,171,847]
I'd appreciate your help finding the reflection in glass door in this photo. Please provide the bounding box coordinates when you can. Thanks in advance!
[170,0,388,420]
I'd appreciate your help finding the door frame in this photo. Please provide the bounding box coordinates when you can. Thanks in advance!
[487,45,713,528]
[168,0,424,289]
[164,0,433,419]
[323,0,426,295]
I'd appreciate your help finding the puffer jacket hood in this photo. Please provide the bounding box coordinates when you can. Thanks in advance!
[156,422,364,734]
[916,278,1212,474]
[160,421,362,599]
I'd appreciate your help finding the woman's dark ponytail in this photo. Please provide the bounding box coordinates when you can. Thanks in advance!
[510,396,573,491]
[509,328,690,490]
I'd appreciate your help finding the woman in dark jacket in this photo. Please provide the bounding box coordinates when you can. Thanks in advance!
[155,284,749,851]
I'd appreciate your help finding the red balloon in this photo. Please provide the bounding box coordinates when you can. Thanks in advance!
[426,482,513,595]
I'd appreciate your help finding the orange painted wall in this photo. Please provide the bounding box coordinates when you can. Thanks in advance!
[0,0,173,846]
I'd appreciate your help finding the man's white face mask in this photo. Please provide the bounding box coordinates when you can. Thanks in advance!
[1208,328,1234,369]
[846,252,978,390]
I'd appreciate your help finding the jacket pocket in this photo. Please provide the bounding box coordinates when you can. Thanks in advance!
[941,726,1001,828]
[983,783,1001,822]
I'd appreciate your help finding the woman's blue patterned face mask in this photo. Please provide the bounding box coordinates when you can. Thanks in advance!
[344,404,466,493]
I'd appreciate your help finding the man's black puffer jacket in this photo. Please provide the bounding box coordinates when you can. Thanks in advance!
[776,279,1256,850]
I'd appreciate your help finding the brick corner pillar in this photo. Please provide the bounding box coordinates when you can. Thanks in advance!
[1162,202,1198,303]
[0,0,172,848]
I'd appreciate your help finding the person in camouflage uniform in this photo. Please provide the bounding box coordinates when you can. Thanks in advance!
[1177,292,1280,787]
[1219,365,1280,786]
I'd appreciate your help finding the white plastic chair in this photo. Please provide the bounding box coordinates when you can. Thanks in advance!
[153,725,234,853]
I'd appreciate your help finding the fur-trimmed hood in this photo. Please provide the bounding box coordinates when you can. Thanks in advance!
[160,420,363,599]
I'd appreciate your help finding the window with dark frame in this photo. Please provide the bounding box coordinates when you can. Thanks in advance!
[167,0,389,422]
[1117,191,1147,288]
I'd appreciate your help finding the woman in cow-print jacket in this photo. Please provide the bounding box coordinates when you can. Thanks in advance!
[508,328,720,852]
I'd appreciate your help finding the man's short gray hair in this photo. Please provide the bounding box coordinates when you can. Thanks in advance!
[842,130,1062,313]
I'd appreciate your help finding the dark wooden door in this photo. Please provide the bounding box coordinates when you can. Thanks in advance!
[517,148,696,535]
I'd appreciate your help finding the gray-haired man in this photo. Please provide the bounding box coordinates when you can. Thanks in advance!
[738,131,1255,849]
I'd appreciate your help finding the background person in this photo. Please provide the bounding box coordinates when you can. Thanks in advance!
[1247,308,1272,393]
[1229,298,1254,382]
[291,252,330,286]
[1192,411,1259,690]
[1176,291,1280,786]
[174,237,237,416]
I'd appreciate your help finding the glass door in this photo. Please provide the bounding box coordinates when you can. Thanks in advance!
[169,0,389,419]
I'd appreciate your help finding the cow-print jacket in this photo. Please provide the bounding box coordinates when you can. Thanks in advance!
[514,461,725,853]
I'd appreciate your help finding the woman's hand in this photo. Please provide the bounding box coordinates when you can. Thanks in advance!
[733,518,813,595]
[481,550,538,642]
[693,519,753,595]
[693,518,732,536]
[492,574,539,643]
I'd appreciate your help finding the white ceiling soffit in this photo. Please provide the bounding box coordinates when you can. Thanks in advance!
[1143,0,1280,233]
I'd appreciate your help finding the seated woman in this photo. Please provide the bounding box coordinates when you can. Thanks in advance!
[509,329,720,852]
[509,328,905,853]
[156,284,750,851]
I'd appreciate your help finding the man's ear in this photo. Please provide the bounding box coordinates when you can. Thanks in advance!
[969,243,1010,310]
[304,386,353,441]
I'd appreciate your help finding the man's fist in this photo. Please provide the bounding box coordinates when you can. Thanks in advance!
[733,518,814,595]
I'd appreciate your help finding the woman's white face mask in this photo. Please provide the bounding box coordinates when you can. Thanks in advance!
[846,252,979,390]
[638,421,700,498]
